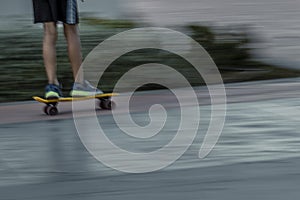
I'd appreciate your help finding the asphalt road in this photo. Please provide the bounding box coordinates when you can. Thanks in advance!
[1,78,300,200]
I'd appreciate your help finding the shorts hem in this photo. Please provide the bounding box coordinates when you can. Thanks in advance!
[34,20,79,25]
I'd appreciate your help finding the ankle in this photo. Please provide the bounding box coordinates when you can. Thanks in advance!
[48,80,59,86]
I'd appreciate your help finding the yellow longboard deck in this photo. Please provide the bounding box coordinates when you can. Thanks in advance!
[33,93,117,104]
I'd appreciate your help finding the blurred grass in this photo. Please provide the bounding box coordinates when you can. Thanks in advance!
[0,16,300,102]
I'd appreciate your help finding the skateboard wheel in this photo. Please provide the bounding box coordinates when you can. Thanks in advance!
[47,106,58,116]
[44,105,50,115]
[100,99,115,110]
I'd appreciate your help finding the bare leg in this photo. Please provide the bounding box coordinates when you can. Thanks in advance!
[43,22,59,85]
[63,24,84,83]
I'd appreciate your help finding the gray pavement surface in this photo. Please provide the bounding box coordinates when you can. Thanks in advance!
[1,78,300,200]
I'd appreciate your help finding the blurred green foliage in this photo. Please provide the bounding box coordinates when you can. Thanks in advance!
[0,16,299,102]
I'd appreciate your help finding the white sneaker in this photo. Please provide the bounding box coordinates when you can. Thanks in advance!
[70,80,103,97]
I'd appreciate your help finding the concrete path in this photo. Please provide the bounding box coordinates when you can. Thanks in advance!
[1,78,300,200]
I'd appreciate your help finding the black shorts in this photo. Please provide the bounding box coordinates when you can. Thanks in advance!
[32,0,79,24]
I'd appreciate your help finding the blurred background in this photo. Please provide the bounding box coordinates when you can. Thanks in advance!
[1,1,300,200]
[0,0,300,101]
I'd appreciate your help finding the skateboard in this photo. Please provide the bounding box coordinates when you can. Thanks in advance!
[33,93,117,116]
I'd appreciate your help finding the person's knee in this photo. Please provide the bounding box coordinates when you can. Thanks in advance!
[64,24,78,39]
[44,23,58,40]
